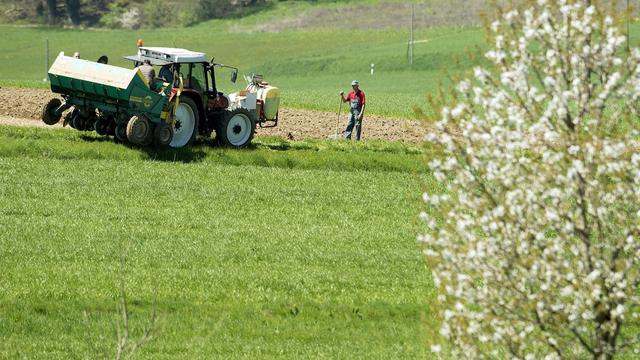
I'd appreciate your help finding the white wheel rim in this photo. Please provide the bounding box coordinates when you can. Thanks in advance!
[227,113,252,146]
[170,103,196,148]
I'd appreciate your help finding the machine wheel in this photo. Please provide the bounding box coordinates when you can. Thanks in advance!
[63,108,76,127]
[141,124,154,146]
[72,112,87,131]
[42,98,62,125]
[170,96,198,148]
[114,123,128,142]
[154,122,173,146]
[218,108,256,148]
[94,116,109,136]
[126,116,151,145]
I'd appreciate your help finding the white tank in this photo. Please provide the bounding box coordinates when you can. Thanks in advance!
[256,86,280,121]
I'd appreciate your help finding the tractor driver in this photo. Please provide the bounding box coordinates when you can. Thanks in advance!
[340,80,366,141]
[158,65,174,87]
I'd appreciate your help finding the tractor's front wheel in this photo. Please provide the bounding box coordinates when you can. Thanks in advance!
[42,98,62,125]
[170,96,198,148]
[217,108,256,148]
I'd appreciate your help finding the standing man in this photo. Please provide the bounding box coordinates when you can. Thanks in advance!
[340,80,366,140]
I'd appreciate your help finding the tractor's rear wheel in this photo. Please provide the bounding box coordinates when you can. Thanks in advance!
[217,108,256,148]
[170,96,199,148]
[126,116,151,145]
[42,98,62,125]
[154,122,173,146]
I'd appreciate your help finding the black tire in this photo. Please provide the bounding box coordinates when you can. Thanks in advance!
[72,112,86,131]
[217,108,256,148]
[94,116,109,136]
[42,98,62,125]
[106,119,116,136]
[126,115,151,145]
[141,123,154,146]
[169,96,199,148]
[154,122,173,146]
[114,123,128,142]
[84,112,97,132]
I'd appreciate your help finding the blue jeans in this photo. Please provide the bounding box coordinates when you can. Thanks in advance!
[344,107,362,140]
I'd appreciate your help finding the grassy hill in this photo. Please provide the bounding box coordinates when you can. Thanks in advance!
[0,22,488,119]
[3,0,638,119]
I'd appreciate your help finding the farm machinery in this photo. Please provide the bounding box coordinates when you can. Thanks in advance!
[41,47,281,148]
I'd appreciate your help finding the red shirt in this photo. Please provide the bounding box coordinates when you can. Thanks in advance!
[346,90,365,108]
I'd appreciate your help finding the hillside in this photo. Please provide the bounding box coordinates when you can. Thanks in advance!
[1,0,492,29]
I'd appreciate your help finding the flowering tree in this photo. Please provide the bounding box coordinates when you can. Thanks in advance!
[420,0,640,358]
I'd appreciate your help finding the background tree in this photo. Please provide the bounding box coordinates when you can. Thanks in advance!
[420,0,640,358]
[45,0,58,24]
[64,0,81,25]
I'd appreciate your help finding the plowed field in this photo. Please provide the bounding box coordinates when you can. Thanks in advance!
[0,87,426,142]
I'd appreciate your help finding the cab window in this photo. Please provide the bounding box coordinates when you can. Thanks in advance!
[188,63,206,91]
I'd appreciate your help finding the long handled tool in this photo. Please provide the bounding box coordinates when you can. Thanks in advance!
[335,96,343,139]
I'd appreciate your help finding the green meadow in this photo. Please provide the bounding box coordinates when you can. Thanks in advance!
[0,17,488,119]
[0,3,460,356]
[3,1,640,357]
[2,1,640,119]
[0,126,442,359]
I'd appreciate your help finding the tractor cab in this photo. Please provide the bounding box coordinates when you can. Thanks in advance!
[125,46,241,111]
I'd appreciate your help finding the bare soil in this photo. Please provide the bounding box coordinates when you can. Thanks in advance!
[0,87,426,143]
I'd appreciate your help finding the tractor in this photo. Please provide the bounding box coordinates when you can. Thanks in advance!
[41,46,281,148]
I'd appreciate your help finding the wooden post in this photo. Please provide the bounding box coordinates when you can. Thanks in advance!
[44,39,49,82]
[410,3,414,65]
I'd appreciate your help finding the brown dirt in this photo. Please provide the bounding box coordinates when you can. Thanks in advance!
[0,87,426,143]
[0,87,61,120]
[258,108,426,143]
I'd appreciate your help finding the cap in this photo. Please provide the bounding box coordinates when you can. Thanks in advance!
[351,80,359,86]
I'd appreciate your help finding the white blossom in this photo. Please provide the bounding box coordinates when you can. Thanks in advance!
[420,1,640,358]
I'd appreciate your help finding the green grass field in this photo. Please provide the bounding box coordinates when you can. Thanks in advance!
[0,3,459,356]
[0,7,489,120]
[2,1,640,118]
[0,126,440,359]
[3,1,640,357]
